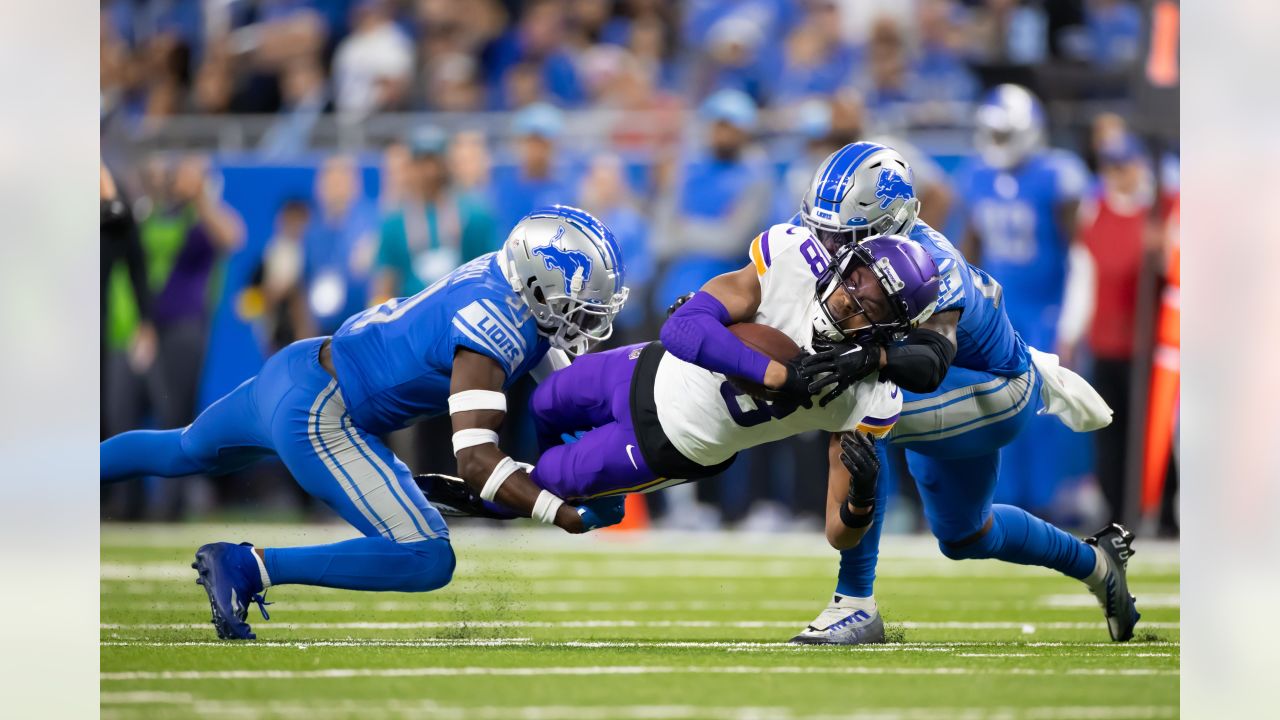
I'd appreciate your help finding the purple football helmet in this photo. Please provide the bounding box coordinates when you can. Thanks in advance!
[812,234,941,344]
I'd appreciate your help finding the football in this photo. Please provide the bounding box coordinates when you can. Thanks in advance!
[726,322,801,398]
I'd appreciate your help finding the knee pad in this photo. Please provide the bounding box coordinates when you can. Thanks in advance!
[399,538,456,593]
[937,519,1000,561]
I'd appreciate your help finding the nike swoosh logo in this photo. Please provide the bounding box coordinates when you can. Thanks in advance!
[625,444,640,470]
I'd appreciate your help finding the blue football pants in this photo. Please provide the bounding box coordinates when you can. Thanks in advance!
[835,364,1097,598]
[101,338,455,593]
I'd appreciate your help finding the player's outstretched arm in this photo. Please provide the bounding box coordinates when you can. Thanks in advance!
[824,432,878,550]
[661,264,808,399]
[449,348,589,534]
[877,310,960,394]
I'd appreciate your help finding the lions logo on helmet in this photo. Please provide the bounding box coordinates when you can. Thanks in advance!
[532,226,593,295]
[873,168,914,210]
[800,142,921,251]
[501,205,629,357]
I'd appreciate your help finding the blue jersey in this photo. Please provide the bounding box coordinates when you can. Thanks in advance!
[905,221,1029,378]
[952,150,1089,345]
[329,253,549,434]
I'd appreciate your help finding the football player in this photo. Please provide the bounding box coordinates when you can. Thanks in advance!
[784,141,1137,644]
[100,205,630,640]
[424,232,940,553]
[955,84,1095,516]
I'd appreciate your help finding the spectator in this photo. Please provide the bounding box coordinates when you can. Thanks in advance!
[374,127,498,301]
[100,160,153,438]
[118,155,245,519]
[259,59,329,157]
[332,0,414,115]
[968,0,1048,65]
[303,156,379,335]
[652,89,772,313]
[860,16,914,118]
[491,0,584,108]
[914,0,979,103]
[491,103,577,234]
[239,198,313,353]
[1084,0,1144,68]
[1079,131,1157,523]
[774,1,860,102]
[577,154,652,336]
[598,51,683,153]
[448,129,496,207]
[696,13,770,102]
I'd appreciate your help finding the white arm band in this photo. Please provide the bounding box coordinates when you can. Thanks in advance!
[531,489,566,525]
[479,456,521,502]
[452,428,499,456]
[449,390,507,415]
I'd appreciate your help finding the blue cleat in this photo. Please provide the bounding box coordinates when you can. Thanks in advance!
[192,542,270,640]
[1084,523,1141,642]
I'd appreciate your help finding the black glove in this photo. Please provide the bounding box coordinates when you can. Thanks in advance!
[665,292,696,318]
[798,341,881,407]
[761,353,814,410]
[838,431,879,528]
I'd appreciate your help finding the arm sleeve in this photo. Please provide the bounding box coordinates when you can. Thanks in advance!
[879,328,957,394]
[659,290,770,384]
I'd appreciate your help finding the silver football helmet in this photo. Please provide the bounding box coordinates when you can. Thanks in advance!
[799,141,921,251]
[974,84,1045,170]
[500,205,629,356]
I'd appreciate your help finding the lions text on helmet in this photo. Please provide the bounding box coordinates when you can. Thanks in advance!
[800,142,922,252]
[500,205,630,356]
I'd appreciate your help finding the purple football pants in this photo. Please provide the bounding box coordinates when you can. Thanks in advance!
[527,344,659,501]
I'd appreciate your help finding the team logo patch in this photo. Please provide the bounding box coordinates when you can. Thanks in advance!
[532,225,593,295]
[874,168,914,210]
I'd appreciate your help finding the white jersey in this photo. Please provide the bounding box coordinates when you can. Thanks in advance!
[653,224,902,466]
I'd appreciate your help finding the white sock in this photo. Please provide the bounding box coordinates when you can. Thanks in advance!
[833,594,877,612]
[251,546,272,590]
[1083,545,1107,589]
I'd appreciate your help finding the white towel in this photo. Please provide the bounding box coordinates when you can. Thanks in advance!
[1028,347,1113,432]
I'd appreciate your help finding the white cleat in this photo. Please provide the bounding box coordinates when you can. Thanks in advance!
[789,595,886,645]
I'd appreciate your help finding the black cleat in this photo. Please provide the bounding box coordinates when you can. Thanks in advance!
[1084,523,1140,642]
[414,473,512,519]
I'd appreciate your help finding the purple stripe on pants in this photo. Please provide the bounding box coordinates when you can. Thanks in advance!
[528,344,657,500]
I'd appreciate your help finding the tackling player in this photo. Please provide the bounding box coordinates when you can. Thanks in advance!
[424,231,940,553]
[100,205,629,640]
[783,142,1137,644]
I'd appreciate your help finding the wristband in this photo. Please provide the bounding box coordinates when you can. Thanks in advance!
[448,390,507,415]
[479,457,521,501]
[452,428,499,455]
[531,489,565,524]
[840,500,875,529]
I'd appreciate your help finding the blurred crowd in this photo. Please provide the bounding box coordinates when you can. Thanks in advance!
[100,0,1177,536]
[101,0,1146,124]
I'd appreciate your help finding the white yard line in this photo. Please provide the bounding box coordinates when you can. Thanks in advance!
[98,698,1179,720]
[98,638,1177,652]
[100,619,1181,631]
[101,664,1179,682]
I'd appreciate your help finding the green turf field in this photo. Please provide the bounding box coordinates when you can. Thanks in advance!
[101,523,1179,719]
